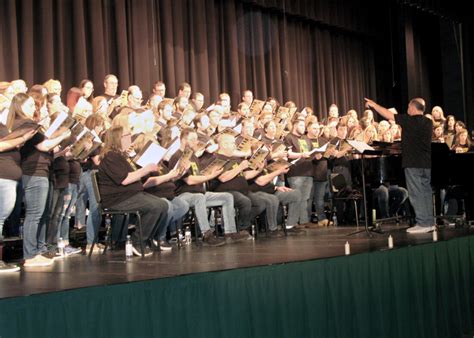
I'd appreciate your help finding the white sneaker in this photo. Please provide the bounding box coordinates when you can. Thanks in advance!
[407,225,435,234]
[0,260,21,273]
[24,255,54,267]
[131,244,153,257]
[64,245,82,256]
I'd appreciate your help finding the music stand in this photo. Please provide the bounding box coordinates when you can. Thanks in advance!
[347,149,384,237]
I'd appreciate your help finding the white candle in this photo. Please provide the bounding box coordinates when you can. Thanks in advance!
[433,229,438,242]
[345,241,350,255]
[372,209,376,224]
[388,235,394,249]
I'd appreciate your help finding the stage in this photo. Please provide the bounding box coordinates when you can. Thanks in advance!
[1,224,474,337]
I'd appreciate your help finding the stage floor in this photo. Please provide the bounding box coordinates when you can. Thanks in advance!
[1,223,473,300]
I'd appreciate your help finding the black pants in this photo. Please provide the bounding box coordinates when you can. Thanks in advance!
[46,187,66,245]
[110,192,168,246]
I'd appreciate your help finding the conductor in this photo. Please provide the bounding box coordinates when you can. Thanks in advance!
[364,97,435,233]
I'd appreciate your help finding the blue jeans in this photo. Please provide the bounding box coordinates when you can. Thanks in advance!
[310,180,328,221]
[404,168,434,226]
[157,197,189,241]
[58,183,78,241]
[0,178,18,241]
[275,189,302,227]
[76,170,101,245]
[288,176,313,224]
[22,175,50,259]
[178,191,237,234]
[248,191,277,230]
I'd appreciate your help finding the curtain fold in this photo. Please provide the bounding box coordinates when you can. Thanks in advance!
[0,0,382,117]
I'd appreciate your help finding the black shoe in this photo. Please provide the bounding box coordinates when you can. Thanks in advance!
[203,231,226,247]
[159,241,173,251]
[152,239,174,251]
[225,230,252,243]
[287,228,306,236]
[269,230,284,238]
[42,251,59,260]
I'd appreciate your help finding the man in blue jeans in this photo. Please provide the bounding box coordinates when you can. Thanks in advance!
[365,97,434,233]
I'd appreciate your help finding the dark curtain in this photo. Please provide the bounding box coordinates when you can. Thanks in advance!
[0,0,382,117]
[403,6,443,108]
[240,0,380,36]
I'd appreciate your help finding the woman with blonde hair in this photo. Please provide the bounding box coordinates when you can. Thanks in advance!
[18,94,71,266]
[132,134,188,250]
[0,94,38,271]
[97,126,168,256]
[431,106,446,124]
[43,79,62,96]
[363,125,379,144]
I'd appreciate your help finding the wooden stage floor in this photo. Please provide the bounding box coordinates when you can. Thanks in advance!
[1,223,472,300]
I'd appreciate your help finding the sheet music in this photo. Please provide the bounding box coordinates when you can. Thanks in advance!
[309,142,328,155]
[91,130,102,143]
[44,111,71,138]
[233,123,242,133]
[206,103,216,112]
[248,146,270,170]
[135,142,167,167]
[172,147,193,172]
[163,137,181,162]
[266,159,291,173]
[290,158,301,165]
[346,140,375,153]
[200,157,228,176]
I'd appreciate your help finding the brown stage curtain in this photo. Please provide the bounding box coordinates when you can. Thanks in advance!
[0,0,380,118]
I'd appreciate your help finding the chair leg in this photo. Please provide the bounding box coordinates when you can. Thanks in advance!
[189,207,199,244]
[136,212,145,258]
[234,208,240,233]
[214,207,221,238]
[263,213,269,237]
[193,208,200,243]
[282,205,288,236]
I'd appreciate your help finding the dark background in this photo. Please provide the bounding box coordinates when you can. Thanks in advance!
[0,0,472,127]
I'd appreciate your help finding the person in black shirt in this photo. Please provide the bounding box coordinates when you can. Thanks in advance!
[365,97,435,233]
[248,164,302,235]
[132,133,189,250]
[76,114,105,252]
[57,159,82,255]
[285,118,314,226]
[169,129,245,245]
[19,95,71,267]
[211,133,265,236]
[0,98,37,271]
[98,126,168,256]
[46,155,70,245]
[307,120,330,227]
